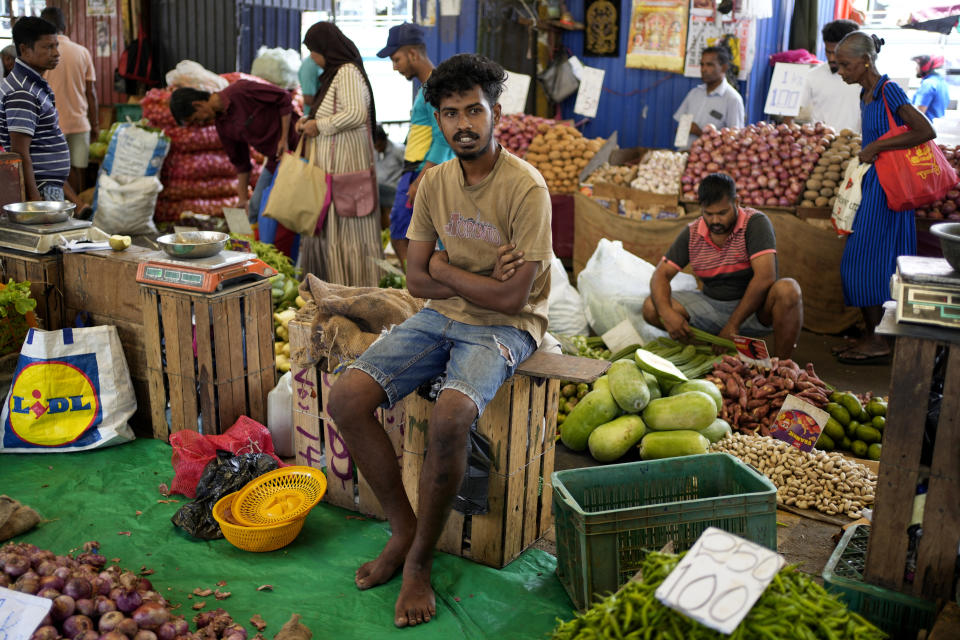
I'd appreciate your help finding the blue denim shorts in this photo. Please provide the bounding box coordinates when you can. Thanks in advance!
[348,308,537,416]
[672,290,772,337]
[389,170,418,240]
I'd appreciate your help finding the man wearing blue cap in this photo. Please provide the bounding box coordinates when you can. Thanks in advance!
[378,22,454,268]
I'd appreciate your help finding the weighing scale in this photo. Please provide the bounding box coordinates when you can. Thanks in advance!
[892,256,960,330]
[136,250,277,293]
[0,217,97,254]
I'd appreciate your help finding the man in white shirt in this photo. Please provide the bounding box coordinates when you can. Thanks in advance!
[794,20,861,132]
[674,46,745,149]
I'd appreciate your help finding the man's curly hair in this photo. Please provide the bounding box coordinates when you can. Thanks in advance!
[422,53,507,109]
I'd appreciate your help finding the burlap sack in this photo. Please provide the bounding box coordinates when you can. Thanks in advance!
[293,275,425,372]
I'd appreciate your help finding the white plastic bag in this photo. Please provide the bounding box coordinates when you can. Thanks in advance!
[165,60,228,92]
[267,372,293,457]
[94,175,162,235]
[831,159,870,236]
[547,255,590,337]
[250,47,302,90]
[1,327,136,453]
[577,239,697,336]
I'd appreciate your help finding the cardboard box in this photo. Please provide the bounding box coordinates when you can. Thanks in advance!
[584,147,682,208]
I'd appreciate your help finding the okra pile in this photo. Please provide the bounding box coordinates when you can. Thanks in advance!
[551,551,886,640]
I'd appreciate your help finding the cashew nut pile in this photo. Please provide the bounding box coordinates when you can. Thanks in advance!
[710,432,877,519]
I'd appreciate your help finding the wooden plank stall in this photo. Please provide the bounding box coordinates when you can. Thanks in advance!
[864,309,960,601]
[140,279,275,441]
[61,248,152,433]
[289,309,609,568]
[0,249,64,331]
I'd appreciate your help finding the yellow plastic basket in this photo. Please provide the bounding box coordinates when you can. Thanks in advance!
[212,492,305,553]
[232,466,327,527]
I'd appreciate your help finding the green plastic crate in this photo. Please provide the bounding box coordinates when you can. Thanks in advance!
[552,452,777,610]
[115,103,143,122]
[823,524,938,640]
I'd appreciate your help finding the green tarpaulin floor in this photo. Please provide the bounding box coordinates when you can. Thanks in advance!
[2,439,575,639]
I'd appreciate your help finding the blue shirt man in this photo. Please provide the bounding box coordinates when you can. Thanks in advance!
[912,55,950,121]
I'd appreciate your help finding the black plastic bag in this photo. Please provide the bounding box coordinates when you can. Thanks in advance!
[171,450,279,539]
[538,54,580,104]
[453,429,492,516]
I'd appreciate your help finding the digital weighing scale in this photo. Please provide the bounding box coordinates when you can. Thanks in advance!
[891,256,960,330]
[135,250,277,293]
[0,217,98,254]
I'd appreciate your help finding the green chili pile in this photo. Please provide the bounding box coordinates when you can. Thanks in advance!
[551,551,886,640]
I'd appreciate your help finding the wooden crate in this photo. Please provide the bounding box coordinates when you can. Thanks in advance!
[0,249,64,331]
[140,279,276,441]
[864,310,960,600]
[288,311,608,568]
[62,248,153,434]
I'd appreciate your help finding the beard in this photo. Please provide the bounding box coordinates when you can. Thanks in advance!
[452,130,492,161]
[709,222,733,234]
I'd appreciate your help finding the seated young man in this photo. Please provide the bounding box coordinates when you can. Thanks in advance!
[642,172,803,359]
[325,53,552,628]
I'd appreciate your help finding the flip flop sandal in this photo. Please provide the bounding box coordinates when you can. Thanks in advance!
[836,350,892,366]
[830,338,860,356]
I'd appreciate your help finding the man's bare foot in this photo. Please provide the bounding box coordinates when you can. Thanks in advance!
[394,564,436,627]
[355,532,412,590]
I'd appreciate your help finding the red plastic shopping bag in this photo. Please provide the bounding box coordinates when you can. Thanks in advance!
[170,416,287,498]
[874,83,958,211]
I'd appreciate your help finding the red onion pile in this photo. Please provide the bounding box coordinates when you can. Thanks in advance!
[915,144,960,220]
[494,113,555,157]
[681,122,834,207]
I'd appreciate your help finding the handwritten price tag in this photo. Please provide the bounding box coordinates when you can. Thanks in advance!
[655,528,784,635]
[0,587,53,640]
[764,63,811,117]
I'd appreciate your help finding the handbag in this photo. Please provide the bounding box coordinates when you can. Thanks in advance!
[263,136,331,236]
[831,158,870,236]
[874,81,959,211]
[538,53,580,104]
[325,95,378,220]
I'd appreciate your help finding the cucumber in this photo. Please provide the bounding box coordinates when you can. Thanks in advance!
[588,415,647,462]
[559,385,621,452]
[670,379,723,412]
[639,430,710,460]
[643,371,661,400]
[698,418,732,444]
[608,359,651,414]
[634,349,687,383]
[642,391,718,432]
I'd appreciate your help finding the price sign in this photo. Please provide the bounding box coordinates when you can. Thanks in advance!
[0,587,53,640]
[674,113,694,149]
[733,336,771,370]
[573,65,605,119]
[763,63,811,117]
[655,528,784,635]
[499,71,532,115]
[770,395,830,452]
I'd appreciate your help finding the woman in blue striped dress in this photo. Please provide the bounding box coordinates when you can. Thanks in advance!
[833,32,935,364]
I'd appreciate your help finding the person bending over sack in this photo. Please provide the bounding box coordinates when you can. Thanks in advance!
[326,53,552,628]
[642,172,803,359]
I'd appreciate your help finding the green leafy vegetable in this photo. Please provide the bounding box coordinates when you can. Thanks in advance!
[0,280,37,317]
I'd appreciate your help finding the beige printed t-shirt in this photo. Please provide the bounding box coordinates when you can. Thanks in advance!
[407,149,553,344]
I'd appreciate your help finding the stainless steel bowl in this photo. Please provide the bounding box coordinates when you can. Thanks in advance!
[157,231,229,259]
[930,222,960,272]
[2,201,76,224]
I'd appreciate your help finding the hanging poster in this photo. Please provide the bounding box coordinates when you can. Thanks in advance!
[683,11,755,81]
[625,0,689,73]
[87,0,116,17]
[95,19,112,58]
[585,0,620,57]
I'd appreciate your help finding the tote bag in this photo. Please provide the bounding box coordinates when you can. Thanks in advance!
[831,158,870,236]
[1,327,135,453]
[874,82,958,212]
[264,137,331,236]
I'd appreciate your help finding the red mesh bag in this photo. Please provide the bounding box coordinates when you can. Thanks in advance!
[169,416,287,498]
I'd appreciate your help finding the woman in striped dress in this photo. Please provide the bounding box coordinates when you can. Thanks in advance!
[833,32,935,364]
[297,22,383,287]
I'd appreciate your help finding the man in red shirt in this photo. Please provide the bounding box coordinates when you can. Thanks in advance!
[642,173,803,358]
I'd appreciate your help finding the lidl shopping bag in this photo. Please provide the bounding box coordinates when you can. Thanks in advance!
[1,327,136,452]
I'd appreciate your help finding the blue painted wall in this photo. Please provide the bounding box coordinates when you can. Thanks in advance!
[422,0,479,67]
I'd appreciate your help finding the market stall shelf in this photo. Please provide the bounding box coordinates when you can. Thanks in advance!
[0,248,63,331]
[865,309,960,601]
[140,279,275,440]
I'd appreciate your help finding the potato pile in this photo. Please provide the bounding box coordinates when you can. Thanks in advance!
[801,129,861,209]
[525,125,605,194]
[585,162,636,186]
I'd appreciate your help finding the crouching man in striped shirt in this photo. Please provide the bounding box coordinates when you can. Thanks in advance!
[0,17,71,202]
[643,173,803,359]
